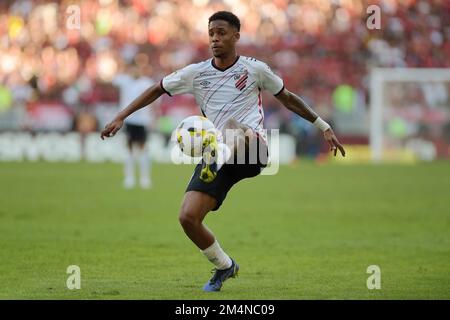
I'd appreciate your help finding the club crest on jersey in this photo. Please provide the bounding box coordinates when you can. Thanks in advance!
[235,70,248,91]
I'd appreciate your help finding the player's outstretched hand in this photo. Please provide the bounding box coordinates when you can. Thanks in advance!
[101,119,123,140]
[324,128,346,157]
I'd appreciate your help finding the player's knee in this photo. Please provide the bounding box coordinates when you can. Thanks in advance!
[223,119,251,147]
[223,118,239,130]
[178,208,201,229]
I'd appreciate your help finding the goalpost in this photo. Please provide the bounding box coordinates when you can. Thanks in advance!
[369,68,450,163]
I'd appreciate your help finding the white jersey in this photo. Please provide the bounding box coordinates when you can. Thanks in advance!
[161,56,284,137]
[113,74,154,127]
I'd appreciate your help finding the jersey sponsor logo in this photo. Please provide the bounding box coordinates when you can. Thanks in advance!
[198,71,218,77]
[235,70,248,91]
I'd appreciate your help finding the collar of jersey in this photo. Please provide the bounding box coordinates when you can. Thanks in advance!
[211,55,240,72]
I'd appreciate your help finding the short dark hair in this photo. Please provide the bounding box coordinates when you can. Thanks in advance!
[208,11,240,32]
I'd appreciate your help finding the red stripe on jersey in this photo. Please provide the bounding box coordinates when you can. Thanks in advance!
[257,89,262,107]
[235,74,248,87]
[237,83,247,90]
[257,88,264,125]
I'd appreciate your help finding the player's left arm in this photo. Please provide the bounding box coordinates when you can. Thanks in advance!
[275,88,346,157]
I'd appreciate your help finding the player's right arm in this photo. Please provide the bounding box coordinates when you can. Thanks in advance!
[100,83,165,140]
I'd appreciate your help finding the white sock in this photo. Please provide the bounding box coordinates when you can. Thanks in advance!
[201,240,232,270]
[138,148,151,186]
[124,149,135,187]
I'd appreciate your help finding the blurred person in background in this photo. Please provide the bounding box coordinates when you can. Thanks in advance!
[112,64,154,189]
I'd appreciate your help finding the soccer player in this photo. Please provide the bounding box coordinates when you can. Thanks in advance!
[101,11,345,292]
[112,65,154,189]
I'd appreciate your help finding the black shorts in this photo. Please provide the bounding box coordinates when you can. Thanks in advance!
[125,123,147,144]
[186,135,268,211]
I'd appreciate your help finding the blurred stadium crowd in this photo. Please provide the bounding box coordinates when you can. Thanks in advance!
[0,0,449,157]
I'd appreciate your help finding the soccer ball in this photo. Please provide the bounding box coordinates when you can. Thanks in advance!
[173,115,217,157]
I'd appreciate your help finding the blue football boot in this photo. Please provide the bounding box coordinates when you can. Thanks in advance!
[203,259,239,292]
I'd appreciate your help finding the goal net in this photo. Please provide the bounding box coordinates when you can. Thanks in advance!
[370,68,450,163]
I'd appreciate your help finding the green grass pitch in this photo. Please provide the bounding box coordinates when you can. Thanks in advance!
[0,161,449,299]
